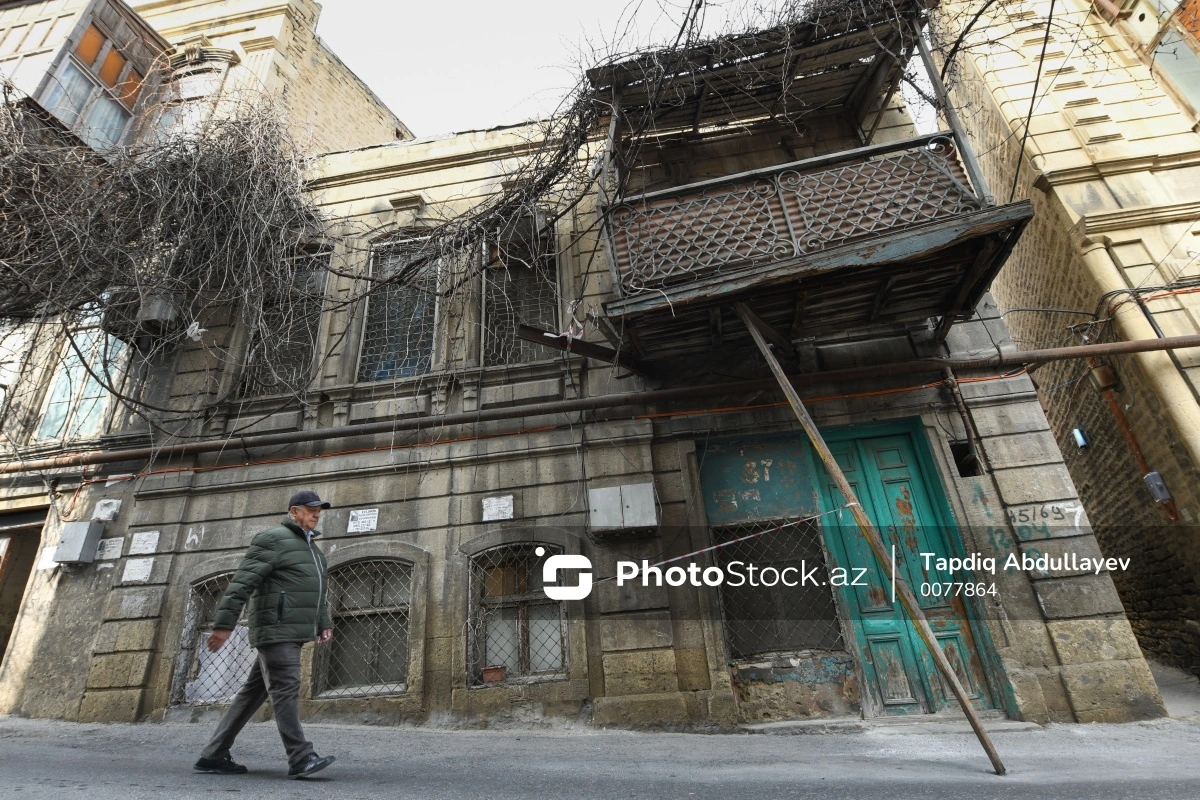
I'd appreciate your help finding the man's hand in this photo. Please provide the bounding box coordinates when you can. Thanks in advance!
[317,628,333,644]
[207,628,232,651]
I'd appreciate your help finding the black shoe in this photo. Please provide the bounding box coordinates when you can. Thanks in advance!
[194,755,248,774]
[288,753,335,779]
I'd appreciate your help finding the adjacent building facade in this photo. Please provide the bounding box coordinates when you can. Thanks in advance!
[937,0,1200,669]
[0,0,1179,729]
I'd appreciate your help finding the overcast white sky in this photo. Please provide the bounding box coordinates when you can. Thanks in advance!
[315,0,736,137]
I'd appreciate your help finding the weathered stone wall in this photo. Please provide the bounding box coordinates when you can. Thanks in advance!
[939,0,1200,668]
[131,0,409,152]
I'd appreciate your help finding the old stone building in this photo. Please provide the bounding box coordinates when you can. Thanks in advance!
[0,0,1178,730]
[936,0,1200,670]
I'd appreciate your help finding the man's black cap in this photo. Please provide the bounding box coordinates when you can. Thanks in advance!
[288,490,331,509]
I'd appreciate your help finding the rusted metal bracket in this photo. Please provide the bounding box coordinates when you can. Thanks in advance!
[517,324,644,373]
[734,301,1007,776]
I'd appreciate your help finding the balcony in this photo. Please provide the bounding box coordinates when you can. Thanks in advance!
[583,1,1033,367]
[608,134,984,294]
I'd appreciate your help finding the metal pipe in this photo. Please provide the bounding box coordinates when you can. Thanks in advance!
[3,334,1199,476]
[914,25,994,205]
[943,366,987,472]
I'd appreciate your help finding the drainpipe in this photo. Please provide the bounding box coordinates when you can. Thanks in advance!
[1078,239,1200,479]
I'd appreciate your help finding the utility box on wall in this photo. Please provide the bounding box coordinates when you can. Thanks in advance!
[53,521,104,564]
[588,483,658,535]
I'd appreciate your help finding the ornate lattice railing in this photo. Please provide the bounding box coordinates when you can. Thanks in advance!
[606,134,981,294]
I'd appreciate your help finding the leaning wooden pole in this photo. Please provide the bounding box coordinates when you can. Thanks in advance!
[734,303,1006,776]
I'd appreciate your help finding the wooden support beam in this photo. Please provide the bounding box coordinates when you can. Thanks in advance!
[790,291,808,339]
[709,307,724,349]
[735,302,793,356]
[734,302,1007,777]
[517,324,643,373]
[868,275,898,322]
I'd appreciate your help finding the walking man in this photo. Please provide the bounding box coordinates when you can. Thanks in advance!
[193,490,336,779]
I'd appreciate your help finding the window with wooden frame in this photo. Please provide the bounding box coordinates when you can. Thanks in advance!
[237,245,329,399]
[467,544,567,686]
[34,326,124,441]
[314,559,413,697]
[481,213,559,366]
[149,61,228,142]
[41,23,143,150]
[357,236,438,382]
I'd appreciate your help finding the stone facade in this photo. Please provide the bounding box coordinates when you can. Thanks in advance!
[131,0,410,151]
[938,0,1200,667]
[0,1,1172,730]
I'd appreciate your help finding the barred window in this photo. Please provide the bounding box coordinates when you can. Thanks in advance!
[712,517,844,661]
[482,217,558,366]
[237,245,328,399]
[314,559,412,697]
[467,544,567,686]
[171,574,254,705]
[357,239,437,382]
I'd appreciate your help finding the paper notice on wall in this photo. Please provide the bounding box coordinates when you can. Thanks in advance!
[482,495,514,521]
[347,509,379,533]
[122,557,154,583]
[95,538,124,561]
[36,547,59,571]
[128,531,160,555]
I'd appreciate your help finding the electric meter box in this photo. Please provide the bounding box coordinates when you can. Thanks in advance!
[588,482,658,533]
[53,521,104,564]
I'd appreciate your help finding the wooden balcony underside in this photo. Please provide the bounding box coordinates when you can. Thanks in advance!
[603,201,1033,360]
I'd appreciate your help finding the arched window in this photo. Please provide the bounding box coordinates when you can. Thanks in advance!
[467,544,566,686]
[314,559,413,697]
[171,573,254,705]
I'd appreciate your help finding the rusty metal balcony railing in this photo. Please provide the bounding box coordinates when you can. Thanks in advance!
[605,133,983,295]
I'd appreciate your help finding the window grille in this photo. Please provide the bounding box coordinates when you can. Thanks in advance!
[237,246,328,399]
[314,559,412,697]
[171,574,254,706]
[712,517,844,661]
[357,240,437,382]
[481,238,558,366]
[467,544,567,686]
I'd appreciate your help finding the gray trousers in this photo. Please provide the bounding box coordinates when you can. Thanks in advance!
[200,642,314,767]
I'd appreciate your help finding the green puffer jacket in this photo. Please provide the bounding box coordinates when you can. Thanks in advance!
[213,519,332,648]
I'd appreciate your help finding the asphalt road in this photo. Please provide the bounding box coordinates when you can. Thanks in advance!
[1,715,1198,799]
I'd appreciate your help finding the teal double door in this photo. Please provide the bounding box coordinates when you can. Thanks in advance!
[699,420,996,717]
[816,426,995,716]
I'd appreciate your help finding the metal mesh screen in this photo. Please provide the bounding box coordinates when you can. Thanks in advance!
[712,517,844,661]
[313,559,412,697]
[467,544,567,686]
[358,241,437,382]
[171,573,254,706]
[482,248,558,366]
